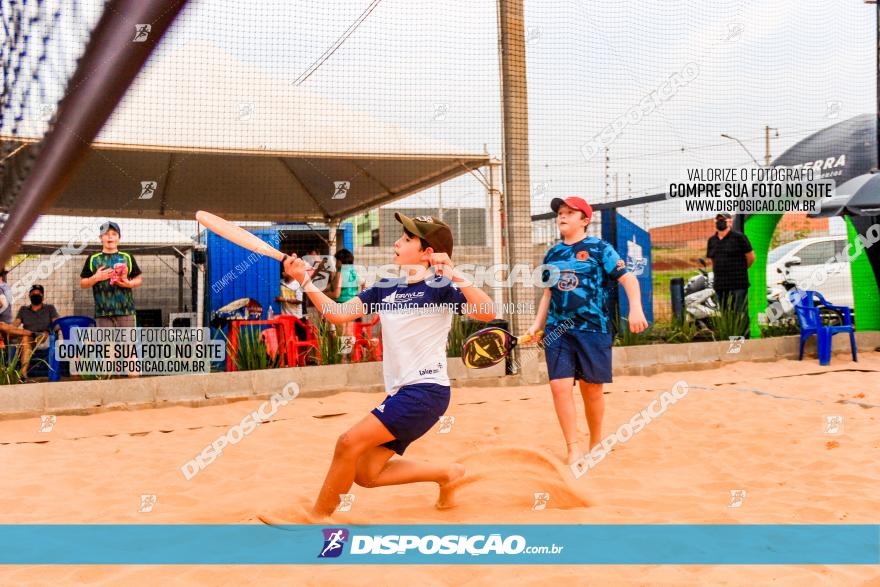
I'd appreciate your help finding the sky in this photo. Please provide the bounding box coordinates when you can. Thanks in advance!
[161,0,878,226]
[7,0,877,230]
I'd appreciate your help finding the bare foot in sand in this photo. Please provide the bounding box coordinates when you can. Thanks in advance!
[259,509,331,526]
[435,463,466,509]
[258,498,330,526]
[566,443,583,466]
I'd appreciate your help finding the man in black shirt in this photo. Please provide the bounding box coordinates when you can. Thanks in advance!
[11,284,60,380]
[706,213,755,334]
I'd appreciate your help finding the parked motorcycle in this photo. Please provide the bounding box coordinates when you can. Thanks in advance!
[684,258,717,329]
[767,261,842,327]
[766,260,800,324]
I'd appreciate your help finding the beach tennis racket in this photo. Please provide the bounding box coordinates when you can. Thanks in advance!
[196,210,289,262]
[197,210,330,277]
[461,327,542,369]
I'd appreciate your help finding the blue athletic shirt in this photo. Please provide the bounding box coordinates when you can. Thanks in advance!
[542,236,629,333]
[358,276,467,394]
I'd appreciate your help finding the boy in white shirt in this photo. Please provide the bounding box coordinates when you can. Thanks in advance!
[284,213,495,518]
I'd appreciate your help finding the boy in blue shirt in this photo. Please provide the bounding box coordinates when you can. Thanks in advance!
[528,197,648,466]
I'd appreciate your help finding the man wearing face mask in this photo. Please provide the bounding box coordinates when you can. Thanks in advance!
[706,213,756,334]
[11,285,60,381]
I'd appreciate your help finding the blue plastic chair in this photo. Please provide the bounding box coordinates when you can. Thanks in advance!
[791,290,857,366]
[48,316,97,382]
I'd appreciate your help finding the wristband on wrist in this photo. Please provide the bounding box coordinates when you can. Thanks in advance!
[450,269,473,288]
[301,276,320,293]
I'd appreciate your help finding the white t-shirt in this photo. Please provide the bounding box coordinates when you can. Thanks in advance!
[279,279,303,318]
[357,277,467,395]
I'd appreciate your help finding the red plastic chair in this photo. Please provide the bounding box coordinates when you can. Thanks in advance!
[226,319,286,371]
[260,328,280,361]
[352,315,382,362]
[276,315,321,366]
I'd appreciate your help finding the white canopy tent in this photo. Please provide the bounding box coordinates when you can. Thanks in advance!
[1,42,503,323]
[14,216,198,253]
[2,42,492,222]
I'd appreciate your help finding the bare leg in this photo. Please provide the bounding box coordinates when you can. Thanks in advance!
[578,381,604,450]
[355,446,464,488]
[549,378,581,464]
[19,335,33,379]
[311,413,395,518]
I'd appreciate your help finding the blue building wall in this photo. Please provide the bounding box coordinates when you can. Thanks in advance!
[601,211,654,326]
[206,229,280,320]
[206,223,353,318]
[341,222,353,252]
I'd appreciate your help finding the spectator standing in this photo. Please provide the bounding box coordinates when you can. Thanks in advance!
[706,213,755,334]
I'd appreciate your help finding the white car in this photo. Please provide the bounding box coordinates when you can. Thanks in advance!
[766,235,853,308]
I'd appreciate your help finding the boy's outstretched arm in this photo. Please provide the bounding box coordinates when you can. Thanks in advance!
[430,253,495,322]
[283,256,365,325]
[455,281,496,322]
[527,288,551,338]
[618,273,649,332]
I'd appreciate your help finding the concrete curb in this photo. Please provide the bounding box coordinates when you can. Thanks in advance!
[1,332,876,419]
[0,359,506,419]
[514,331,879,382]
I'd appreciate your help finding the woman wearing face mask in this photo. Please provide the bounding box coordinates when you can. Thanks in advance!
[11,285,60,382]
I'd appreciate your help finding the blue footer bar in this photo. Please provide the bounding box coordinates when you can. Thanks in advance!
[0,524,877,565]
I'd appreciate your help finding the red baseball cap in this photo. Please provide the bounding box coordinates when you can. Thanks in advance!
[551,196,593,219]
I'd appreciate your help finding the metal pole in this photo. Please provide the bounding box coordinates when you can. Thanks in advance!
[721,133,762,168]
[195,256,205,329]
[764,126,779,167]
[437,184,444,222]
[604,148,611,200]
[488,159,505,315]
[178,254,184,312]
[328,219,340,256]
[496,0,534,338]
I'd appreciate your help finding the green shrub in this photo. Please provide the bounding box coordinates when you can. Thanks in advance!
[760,319,800,337]
[0,344,25,385]
[712,296,750,340]
[225,326,281,371]
[314,321,345,365]
[77,372,114,381]
[669,317,716,343]
[612,315,647,346]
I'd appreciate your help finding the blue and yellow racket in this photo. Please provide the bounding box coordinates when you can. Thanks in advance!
[461,327,542,369]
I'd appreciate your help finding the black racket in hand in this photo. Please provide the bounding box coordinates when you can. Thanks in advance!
[461,327,543,369]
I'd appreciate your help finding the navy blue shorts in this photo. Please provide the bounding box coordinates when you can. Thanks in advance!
[371,383,450,455]
[544,329,613,384]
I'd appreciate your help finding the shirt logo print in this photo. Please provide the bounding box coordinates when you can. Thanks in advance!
[557,271,579,291]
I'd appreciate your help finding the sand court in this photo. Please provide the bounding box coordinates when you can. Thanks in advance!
[0,354,878,584]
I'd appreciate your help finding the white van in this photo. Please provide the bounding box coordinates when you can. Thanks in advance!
[766,236,853,308]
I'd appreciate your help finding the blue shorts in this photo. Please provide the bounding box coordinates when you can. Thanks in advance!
[371,383,450,455]
[544,329,613,384]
